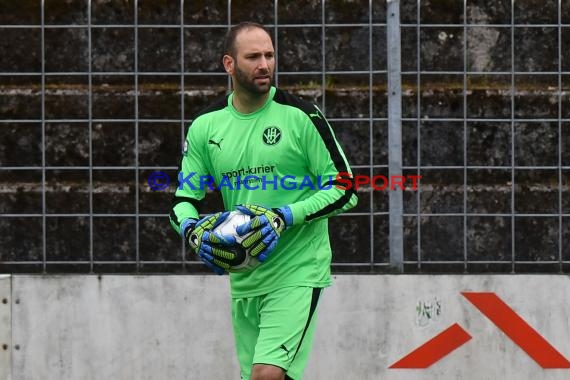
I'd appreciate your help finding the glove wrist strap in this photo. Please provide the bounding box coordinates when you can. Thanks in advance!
[272,208,284,219]
[181,218,198,240]
[273,206,293,228]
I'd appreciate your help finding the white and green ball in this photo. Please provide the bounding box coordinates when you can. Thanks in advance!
[212,211,260,273]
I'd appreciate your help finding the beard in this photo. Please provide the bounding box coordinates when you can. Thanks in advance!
[234,61,273,95]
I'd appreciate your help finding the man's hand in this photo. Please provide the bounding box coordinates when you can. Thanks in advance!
[183,212,236,275]
[235,204,293,262]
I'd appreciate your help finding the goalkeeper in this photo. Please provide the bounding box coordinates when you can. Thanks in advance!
[169,22,358,380]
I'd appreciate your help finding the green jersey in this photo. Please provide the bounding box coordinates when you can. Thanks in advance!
[170,86,358,297]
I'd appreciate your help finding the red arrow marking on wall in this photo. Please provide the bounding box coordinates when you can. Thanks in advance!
[461,292,570,369]
[389,323,472,368]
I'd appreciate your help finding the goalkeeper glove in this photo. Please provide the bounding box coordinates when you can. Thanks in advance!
[182,212,236,275]
[235,204,293,262]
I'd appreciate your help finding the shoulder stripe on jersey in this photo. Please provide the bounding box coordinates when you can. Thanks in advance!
[170,196,202,226]
[194,94,229,119]
[169,196,202,227]
[305,175,357,222]
[184,94,229,136]
[169,209,180,227]
[273,88,315,117]
[273,88,349,173]
[273,88,357,221]
[172,195,202,210]
[170,152,203,227]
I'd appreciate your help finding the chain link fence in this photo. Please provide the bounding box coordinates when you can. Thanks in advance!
[0,0,568,274]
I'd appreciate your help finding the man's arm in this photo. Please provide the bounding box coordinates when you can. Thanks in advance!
[286,105,358,225]
[169,122,238,275]
[170,96,229,235]
[169,116,219,237]
[168,127,208,236]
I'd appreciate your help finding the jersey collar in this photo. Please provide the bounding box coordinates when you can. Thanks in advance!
[227,86,276,119]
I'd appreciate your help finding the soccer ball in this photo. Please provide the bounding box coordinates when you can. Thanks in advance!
[212,211,260,273]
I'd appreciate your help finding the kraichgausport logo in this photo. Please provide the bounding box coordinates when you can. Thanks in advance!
[263,126,281,145]
[147,171,422,192]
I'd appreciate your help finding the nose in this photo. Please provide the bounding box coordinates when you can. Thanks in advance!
[258,56,269,70]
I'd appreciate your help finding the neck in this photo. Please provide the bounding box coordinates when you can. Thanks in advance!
[232,87,270,114]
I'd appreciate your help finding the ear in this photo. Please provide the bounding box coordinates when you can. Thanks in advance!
[222,54,234,74]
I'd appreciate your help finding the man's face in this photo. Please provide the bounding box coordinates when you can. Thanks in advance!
[230,27,275,94]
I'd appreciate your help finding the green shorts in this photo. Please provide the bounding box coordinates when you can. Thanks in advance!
[231,286,323,380]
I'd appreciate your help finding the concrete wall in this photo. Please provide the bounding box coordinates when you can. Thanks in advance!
[5,275,570,379]
[0,275,11,380]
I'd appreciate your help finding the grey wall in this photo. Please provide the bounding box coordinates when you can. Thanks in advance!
[4,274,570,379]
[0,275,11,380]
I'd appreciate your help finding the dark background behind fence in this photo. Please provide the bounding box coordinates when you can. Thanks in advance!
[0,0,569,274]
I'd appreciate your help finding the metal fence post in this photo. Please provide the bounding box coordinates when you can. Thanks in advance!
[387,0,403,272]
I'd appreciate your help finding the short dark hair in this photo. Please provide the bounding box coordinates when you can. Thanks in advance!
[224,22,272,57]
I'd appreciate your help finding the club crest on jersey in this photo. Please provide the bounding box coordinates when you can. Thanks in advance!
[182,140,189,156]
[262,126,281,146]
